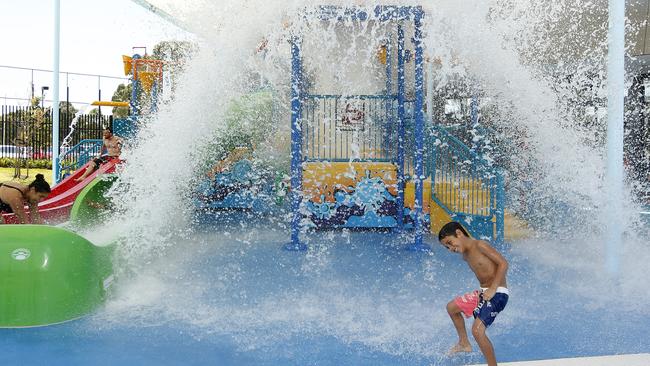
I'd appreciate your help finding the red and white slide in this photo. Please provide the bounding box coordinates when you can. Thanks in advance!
[2,157,121,224]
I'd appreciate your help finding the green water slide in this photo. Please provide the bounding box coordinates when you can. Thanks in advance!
[70,174,118,227]
[0,175,118,327]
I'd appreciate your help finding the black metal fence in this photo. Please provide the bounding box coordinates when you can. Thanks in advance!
[0,105,111,160]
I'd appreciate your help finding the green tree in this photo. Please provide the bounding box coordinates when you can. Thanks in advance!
[111,83,132,118]
[152,40,195,66]
[151,40,196,95]
[58,101,78,115]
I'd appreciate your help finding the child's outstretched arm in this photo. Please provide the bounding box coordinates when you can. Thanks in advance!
[28,202,43,224]
[477,241,509,301]
[7,197,29,224]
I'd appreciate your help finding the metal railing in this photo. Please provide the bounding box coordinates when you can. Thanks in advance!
[428,124,505,244]
[302,94,397,162]
[297,94,506,242]
[58,139,103,180]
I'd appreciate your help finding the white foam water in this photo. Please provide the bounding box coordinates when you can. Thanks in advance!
[94,0,649,359]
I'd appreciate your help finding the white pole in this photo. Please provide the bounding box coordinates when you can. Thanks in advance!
[605,0,625,275]
[52,0,61,184]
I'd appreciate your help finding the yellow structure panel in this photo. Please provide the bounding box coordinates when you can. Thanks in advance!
[122,55,133,76]
[302,163,532,240]
[139,71,158,93]
[404,180,453,236]
[404,180,431,213]
[503,211,533,241]
[405,179,492,216]
[303,162,397,203]
[433,179,492,217]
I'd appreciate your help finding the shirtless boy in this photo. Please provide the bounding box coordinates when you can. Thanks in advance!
[75,127,123,182]
[438,221,509,366]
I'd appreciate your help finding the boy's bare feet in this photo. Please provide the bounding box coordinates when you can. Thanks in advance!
[447,342,472,355]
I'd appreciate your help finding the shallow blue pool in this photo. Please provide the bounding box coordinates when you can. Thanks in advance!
[2,222,648,366]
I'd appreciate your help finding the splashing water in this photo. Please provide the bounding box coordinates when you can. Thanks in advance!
[90,0,650,362]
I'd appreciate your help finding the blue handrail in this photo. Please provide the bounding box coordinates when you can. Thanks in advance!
[58,139,103,181]
[428,125,505,244]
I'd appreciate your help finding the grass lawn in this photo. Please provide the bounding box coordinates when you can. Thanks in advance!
[0,168,53,185]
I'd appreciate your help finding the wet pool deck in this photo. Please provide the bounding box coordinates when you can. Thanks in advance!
[470,353,650,365]
[2,227,649,365]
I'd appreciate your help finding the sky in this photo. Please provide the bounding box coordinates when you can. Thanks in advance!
[0,0,193,110]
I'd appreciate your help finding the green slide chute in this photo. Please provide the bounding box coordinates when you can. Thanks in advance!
[0,225,114,327]
[70,174,118,227]
[0,175,118,327]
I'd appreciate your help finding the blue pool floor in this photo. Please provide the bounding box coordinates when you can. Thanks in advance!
[1,223,649,366]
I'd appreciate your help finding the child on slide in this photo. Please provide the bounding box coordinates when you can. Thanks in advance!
[438,222,509,366]
[75,127,123,182]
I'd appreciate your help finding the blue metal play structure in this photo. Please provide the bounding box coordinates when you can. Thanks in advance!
[58,139,104,179]
[114,53,162,139]
[286,5,505,249]
[287,6,428,250]
[193,5,505,247]
[428,125,505,244]
[57,53,161,181]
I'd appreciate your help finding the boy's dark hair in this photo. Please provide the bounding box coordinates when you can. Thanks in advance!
[104,126,113,133]
[29,174,51,193]
[438,221,469,241]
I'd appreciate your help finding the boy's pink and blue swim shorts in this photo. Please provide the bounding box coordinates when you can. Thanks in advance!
[454,287,509,327]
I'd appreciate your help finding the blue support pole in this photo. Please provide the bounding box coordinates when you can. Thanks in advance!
[396,24,406,232]
[150,80,158,114]
[384,38,393,161]
[285,37,307,251]
[130,54,141,121]
[470,95,479,155]
[385,38,392,96]
[407,8,430,251]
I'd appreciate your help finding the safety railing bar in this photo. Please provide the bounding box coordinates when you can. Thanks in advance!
[305,94,398,100]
